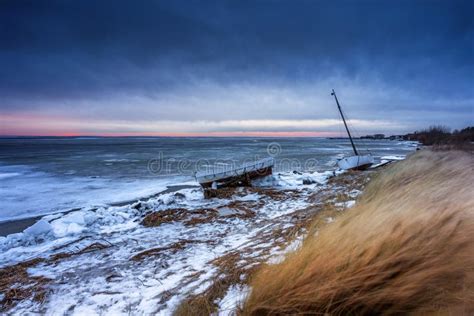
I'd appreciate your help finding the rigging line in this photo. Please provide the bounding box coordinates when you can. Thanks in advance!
[337,109,352,154]
[328,95,347,157]
[332,89,358,156]
[331,89,357,155]
[340,108,363,151]
[349,120,371,154]
[333,99,345,138]
[331,91,356,154]
[334,103,348,155]
[340,106,371,154]
[348,114,372,154]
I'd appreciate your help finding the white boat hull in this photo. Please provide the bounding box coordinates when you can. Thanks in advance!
[195,157,274,188]
[337,155,374,170]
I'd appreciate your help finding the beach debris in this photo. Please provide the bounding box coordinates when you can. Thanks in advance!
[142,208,190,227]
[131,239,204,262]
[142,208,218,227]
[0,258,51,312]
[302,177,317,185]
[0,240,111,312]
[142,202,257,228]
[132,202,142,210]
[195,158,274,196]
[0,166,374,314]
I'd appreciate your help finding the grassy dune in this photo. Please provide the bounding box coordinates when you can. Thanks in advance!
[242,150,474,315]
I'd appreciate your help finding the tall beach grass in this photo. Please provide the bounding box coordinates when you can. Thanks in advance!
[242,150,474,315]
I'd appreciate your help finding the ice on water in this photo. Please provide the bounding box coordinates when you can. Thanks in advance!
[0,138,417,314]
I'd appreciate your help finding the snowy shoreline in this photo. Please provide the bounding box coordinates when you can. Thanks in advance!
[0,138,419,223]
[0,151,414,314]
[0,166,371,314]
[0,184,199,237]
[0,152,409,236]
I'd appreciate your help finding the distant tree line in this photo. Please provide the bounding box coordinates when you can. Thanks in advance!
[404,125,474,146]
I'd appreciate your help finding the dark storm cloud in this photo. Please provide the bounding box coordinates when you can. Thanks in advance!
[0,0,473,132]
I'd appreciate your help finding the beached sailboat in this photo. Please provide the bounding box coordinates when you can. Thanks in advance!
[195,157,274,189]
[331,89,374,170]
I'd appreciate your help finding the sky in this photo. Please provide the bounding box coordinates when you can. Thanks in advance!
[0,0,473,137]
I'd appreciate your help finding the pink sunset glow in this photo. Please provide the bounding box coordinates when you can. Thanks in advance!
[0,113,401,137]
[0,113,345,137]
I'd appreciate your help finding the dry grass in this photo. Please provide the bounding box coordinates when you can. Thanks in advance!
[0,258,50,311]
[432,142,474,153]
[131,239,206,261]
[173,167,372,316]
[142,202,260,228]
[142,208,190,226]
[242,150,474,315]
[174,251,260,316]
[0,242,111,311]
[204,186,302,201]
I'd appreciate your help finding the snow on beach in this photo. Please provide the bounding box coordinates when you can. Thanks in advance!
[0,141,418,315]
[0,167,367,315]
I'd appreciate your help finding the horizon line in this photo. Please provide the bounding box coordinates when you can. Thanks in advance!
[0,135,348,139]
[0,131,351,138]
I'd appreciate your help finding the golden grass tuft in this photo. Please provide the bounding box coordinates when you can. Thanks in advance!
[242,150,474,315]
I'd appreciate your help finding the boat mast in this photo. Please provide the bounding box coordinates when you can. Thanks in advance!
[331,89,358,156]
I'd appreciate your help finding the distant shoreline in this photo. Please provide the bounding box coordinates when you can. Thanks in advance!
[1,135,341,139]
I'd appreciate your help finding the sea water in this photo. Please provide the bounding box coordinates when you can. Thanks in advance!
[0,137,416,221]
